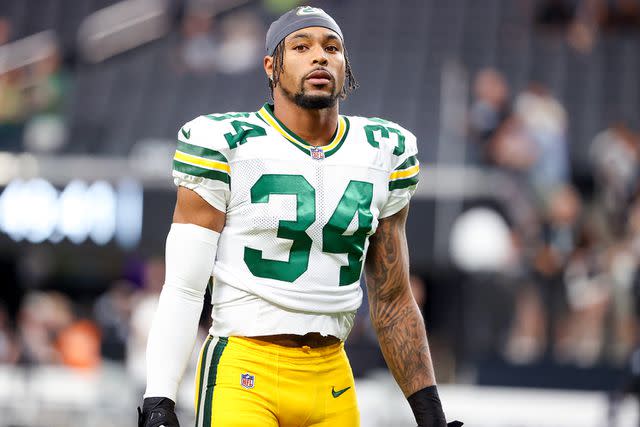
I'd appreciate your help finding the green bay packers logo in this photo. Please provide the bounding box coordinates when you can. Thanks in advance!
[297,6,324,16]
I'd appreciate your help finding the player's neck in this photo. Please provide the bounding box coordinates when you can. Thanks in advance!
[272,96,339,147]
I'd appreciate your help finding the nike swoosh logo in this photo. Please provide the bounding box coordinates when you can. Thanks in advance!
[181,128,191,139]
[331,386,351,398]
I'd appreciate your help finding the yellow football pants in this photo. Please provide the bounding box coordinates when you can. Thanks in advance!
[194,336,360,427]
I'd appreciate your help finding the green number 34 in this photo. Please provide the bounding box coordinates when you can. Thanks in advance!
[244,175,373,285]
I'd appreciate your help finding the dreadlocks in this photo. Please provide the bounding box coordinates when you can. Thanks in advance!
[267,40,359,100]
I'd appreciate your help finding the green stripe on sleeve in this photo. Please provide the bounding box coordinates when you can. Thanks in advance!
[389,174,419,191]
[177,140,228,163]
[203,337,228,427]
[173,161,230,184]
[395,155,418,171]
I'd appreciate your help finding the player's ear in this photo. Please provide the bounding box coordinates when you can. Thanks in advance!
[264,56,274,82]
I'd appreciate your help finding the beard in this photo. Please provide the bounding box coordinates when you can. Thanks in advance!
[294,93,337,109]
[280,80,340,110]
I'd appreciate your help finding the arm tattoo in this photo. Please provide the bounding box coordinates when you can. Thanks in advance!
[364,206,436,396]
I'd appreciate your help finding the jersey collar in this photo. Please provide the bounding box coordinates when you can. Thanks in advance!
[257,103,350,158]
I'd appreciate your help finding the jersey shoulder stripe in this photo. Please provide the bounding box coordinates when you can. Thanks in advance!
[173,112,257,185]
[173,157,230,184]
[174,140,230,181]
[394,154,419,171]
[389,154,419,189]
[174,140,230,180]
[176,140,229,163]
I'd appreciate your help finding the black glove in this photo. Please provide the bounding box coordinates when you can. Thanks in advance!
[417,422,463,427]
[138,397,180,427]
[409,385,463,427]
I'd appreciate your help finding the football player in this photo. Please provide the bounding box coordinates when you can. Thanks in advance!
[139,6,462,427]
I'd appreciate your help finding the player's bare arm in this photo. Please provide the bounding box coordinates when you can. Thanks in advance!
[365,206,461,426]
[173,186,225,232]
[364,206,436,394]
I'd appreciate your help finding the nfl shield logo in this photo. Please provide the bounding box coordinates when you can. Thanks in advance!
[310,147,325,160]
[240,373,255,389]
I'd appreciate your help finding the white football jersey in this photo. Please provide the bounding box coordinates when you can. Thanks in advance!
[173,104,419,340]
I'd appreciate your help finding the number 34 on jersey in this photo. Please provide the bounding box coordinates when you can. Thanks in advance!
[171,104,419,313]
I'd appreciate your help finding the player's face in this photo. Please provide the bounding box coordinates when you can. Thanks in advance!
[274,27,346,109]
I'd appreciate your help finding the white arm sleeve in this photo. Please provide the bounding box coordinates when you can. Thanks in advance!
[144,223,220,401]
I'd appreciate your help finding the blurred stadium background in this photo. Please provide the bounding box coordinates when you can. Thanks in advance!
[1,0,640,425]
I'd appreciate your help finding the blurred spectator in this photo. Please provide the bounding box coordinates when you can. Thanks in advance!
[590,122,640,234]
[0,69,27,151]
[16,291,74,365]
[0,30,69,153]
[545,185,583,260]
[24,46,66,116]
[606,239,638,363]
[505,281,547,364]
[562,0,640,51]
[57,319,101,370]
[533,0,599,52]
[559,227,610,366]
[489,116,538,173]
[514,84,570,203]
[468,68,511,164]
[506,186,583,364]
[22,44,69,153]
[94,280,136,361]
[614,197,640,362]
[215,10,263,74]
[567,0,602,52]
[179,9,218,73]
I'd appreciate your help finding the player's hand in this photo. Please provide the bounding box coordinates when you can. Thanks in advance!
[138,397,180,427]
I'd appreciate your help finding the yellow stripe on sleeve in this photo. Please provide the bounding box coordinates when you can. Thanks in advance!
[174,151,231,173]
[389,164,420,180]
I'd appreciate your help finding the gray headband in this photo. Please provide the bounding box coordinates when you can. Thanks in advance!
[265,6,343,56]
